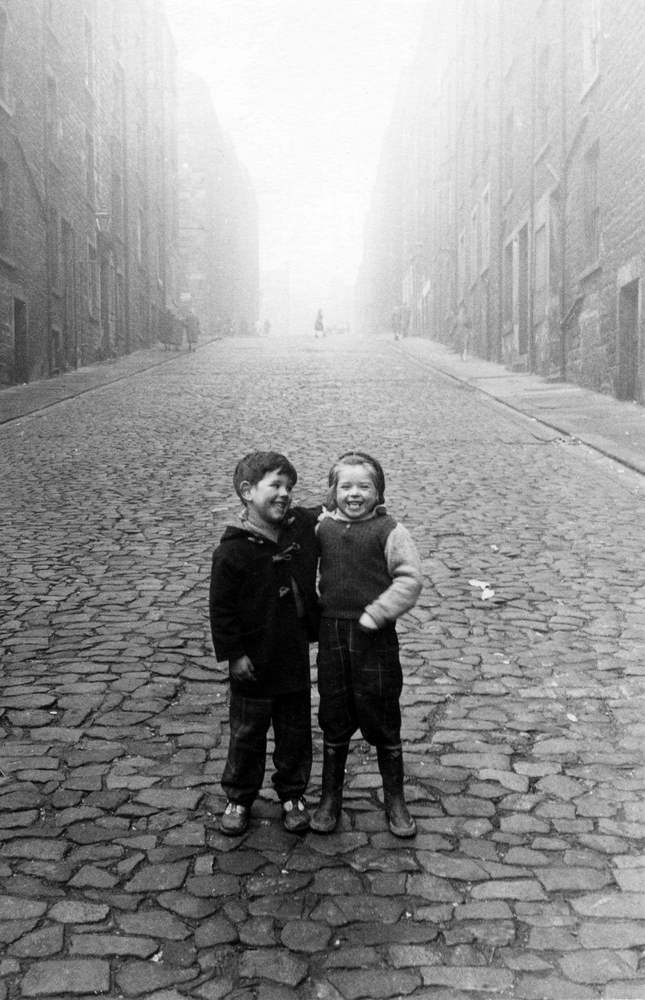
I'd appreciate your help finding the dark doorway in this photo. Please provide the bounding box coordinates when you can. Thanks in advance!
[617,280,640,401]
[13,298,28,383]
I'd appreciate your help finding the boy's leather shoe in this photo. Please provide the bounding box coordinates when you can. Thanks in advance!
[220,801,249,836]
[282,797,310,833]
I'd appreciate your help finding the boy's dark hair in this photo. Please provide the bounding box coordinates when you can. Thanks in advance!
[233,451,298,502]
[327,450,386,507]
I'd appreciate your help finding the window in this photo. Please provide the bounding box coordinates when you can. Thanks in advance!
[584,142,600,263]
[87,240,99,315]
[0,158,9,254]
[582,0,600,88]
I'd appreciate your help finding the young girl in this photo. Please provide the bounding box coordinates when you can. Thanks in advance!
[311,450,423,837]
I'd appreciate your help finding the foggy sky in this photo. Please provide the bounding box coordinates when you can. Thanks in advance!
[164,0,427,296]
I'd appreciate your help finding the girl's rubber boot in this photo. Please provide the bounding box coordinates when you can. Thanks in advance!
[377,745,417,838]
[310,742,349,833]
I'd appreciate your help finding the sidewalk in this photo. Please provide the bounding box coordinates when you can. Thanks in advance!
[0,345,184,425]
[396,336,645,477]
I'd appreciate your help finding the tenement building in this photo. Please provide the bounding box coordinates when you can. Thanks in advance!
[177,72,259,341]
[357,0,645,403]
[0,0,179,385]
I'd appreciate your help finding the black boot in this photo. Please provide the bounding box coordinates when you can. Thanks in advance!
[310,742,349,834]
[377,745,417,838]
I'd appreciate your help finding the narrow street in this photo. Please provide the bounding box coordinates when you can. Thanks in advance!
[1,335,645,1000]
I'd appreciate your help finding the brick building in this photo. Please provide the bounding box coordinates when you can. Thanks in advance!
[177,71,259,340]
[357,0,645,403]
[0,0,179,385]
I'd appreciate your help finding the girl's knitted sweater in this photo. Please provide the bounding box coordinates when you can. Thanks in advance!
[317,509,422,627]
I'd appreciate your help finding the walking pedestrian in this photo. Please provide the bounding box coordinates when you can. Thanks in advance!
[209,451,320,836]
[454,301,472,360]
[311,450,423,837]
[314,309,324,338]
[186,311,200,352]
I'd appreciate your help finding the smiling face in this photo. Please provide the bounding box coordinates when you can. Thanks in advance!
[333,461,379,520]
[241,468,293,530]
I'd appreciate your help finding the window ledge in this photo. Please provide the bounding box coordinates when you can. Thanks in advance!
[579,260,601,282]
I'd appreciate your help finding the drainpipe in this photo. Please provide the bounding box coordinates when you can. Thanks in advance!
[559,0,568,380]
[495,0,504,363]
[41,9,53,376]
[528,30,537,372]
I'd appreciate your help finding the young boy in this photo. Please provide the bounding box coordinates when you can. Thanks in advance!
[209,451,320,836]
[311,450,423,838]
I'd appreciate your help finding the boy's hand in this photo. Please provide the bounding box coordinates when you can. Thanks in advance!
[230,655,256,683]
[358,611,378,632]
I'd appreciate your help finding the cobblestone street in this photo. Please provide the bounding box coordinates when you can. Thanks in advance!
[2,335,645,1000]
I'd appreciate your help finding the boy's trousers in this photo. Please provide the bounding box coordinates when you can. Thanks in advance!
[222,688,312,807]
[317,618,402,746]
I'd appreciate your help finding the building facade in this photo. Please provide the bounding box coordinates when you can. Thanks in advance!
[0,0,179,385]
[357,0,645,404]
[177,71,259,340]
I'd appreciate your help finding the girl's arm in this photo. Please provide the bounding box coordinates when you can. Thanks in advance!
[361,523,423,628]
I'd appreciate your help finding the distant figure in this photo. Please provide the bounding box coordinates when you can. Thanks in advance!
[399,304,411,339]
[314,309,325,339]
[391,307,401,341]
[263,319,271,337]
[454,301,472,360]
[186,311,200,352]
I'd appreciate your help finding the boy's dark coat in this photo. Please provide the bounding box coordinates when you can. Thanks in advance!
[209,506,320,694]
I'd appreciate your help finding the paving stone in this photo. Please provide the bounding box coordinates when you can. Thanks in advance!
[0,896,47,920]
[326,969,421,998]
[48,901,110,923]
[559,949,638,984]
[124,861,190,892]
[471,879,547,901]
[69,932,158,956]
[578,920,645,949]
[514,974,602,998]
[8,924,64,957]
[239,949,308,987]
[537,866,613,891]
[117,910,190,940]
[21,959,110,996]
[115,961,199,996]
[572,892,645,919]
[420,966,514,992]
[281,920,332,952]
[194,914,238,948]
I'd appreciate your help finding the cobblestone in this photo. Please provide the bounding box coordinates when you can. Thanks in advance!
[1,336,645,997]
